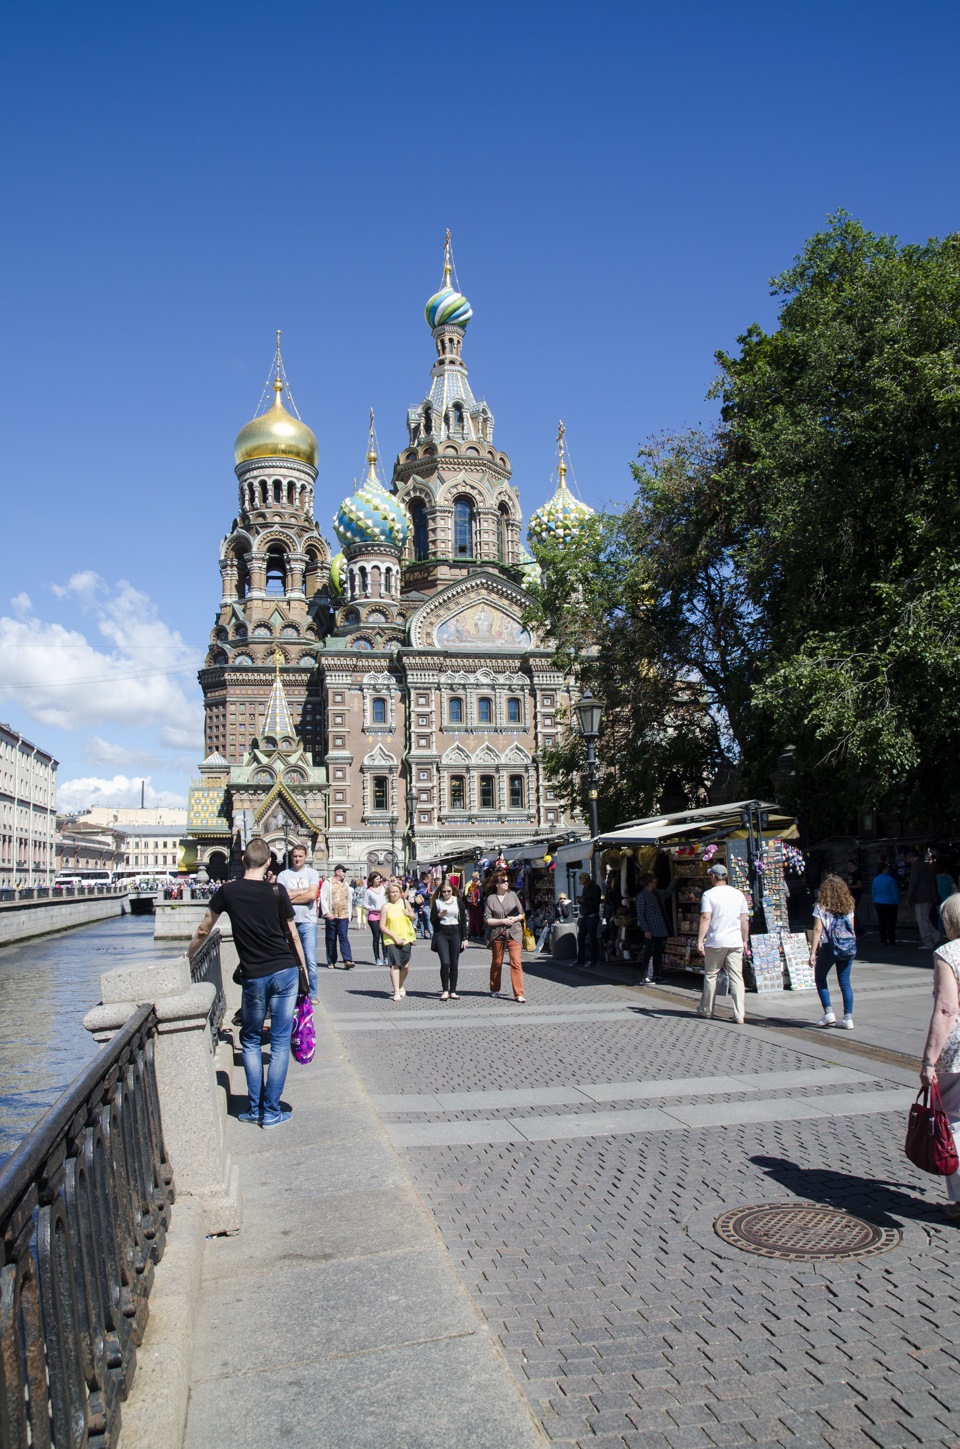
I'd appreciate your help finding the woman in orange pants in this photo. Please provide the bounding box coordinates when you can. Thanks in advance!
[484,870,526,1002]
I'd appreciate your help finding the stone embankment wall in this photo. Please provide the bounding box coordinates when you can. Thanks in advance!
[0,895,129,946]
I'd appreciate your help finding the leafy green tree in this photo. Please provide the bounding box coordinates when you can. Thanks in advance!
[715,212,960,829]
[526,430,761,827]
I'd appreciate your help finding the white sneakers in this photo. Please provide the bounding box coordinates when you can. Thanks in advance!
[816,1010,855,1029]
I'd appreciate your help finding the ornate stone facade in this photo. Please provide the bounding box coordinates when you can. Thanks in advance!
[187,248,591,877]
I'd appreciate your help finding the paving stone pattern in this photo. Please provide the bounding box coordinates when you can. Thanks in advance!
[326,946,960,1448]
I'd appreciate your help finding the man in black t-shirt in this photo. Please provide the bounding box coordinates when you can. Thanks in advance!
[188,837,307,1128]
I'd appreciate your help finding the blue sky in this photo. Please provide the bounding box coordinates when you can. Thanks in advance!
[2,0,958,810]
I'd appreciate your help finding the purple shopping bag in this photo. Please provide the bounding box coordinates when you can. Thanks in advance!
[290,992,316,1065]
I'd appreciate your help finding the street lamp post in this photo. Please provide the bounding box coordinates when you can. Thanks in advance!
[574,687,604,885]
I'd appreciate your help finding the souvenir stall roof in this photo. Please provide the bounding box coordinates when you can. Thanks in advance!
[596,800,797,848]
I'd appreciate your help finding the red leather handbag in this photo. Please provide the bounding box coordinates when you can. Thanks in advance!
[905,1080,959,1175]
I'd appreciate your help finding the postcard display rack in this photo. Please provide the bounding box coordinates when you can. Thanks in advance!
[728,838,814,992]
[661,849,725,977]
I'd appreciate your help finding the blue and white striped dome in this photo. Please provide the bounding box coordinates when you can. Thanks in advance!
[425,286,472,330]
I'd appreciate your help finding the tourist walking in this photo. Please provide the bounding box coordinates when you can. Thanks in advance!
[465,872,485,938]
[430,880,467,999]
[364,871,386,964]
[920,891,960,1218]
[907,846,940,948]
[871,859,901,946]
[635,873,680,983]
[319,863,354,969]
[485,870,526,1002]
[187,836,306,1129]
[352,878,367,927]
[381,879,416,1000]
[694,862,750,1023]
[809,873,857,1029]
[276,843,320,1000]
[576,871,603,967]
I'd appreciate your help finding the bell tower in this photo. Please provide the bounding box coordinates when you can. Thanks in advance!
[392,233,523,593]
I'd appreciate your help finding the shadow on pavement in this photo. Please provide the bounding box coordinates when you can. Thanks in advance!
[750,1153,943,1228]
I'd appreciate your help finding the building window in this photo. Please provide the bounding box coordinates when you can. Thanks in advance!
[449,697,463,724]
[372,697,387,724]
[509,775,525,809]
[507,697,521,724]
[479,775,495,809]
[265,547,286,595]
[449,775,465,810]
[453,498,475,558]
[411,501,429,561]
[477,697,492,724]
[373,776,388,811]
[498,505,510,563]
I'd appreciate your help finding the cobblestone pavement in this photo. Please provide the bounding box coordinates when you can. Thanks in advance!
[322,944,960,1449]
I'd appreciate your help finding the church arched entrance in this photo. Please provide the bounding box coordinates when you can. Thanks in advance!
[206,851,228,882]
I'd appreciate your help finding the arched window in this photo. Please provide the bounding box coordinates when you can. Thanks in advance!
[372,697,387,724]
[272,480,282,503]
[477,697,492,724]
[509,775,525,809]
[373,776,388,811]
[452,402,464,434]
[235,550,250,600]
[423,405,433,436]
[449,697,463,724]
[507,697,521,724]
[265,548,286,594]
[453,497,475,558]
[498,505,510,563]
[479,775,495,809]
[449,775,466,810]
[411,501,429,561]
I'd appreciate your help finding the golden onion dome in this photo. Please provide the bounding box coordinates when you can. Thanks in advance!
[234,378,319,468]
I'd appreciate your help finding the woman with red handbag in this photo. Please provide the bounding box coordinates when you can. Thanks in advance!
[919,892,960,1217]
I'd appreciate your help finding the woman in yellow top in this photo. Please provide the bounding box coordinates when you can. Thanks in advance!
[381,881,416,1001]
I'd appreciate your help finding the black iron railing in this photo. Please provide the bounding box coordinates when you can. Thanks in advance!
[0,1004,174,1449]
[189,931,226,1046]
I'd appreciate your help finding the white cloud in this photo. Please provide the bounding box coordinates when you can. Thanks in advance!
[0,576,202,733]
[57,774,187,813]
[160,723,203,751]
[10,592,32,619]
[85,737,161,769]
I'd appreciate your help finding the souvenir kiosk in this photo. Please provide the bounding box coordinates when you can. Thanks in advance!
[595,801,811,994]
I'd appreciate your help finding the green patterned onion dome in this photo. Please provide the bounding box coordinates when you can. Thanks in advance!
[519,546,542,589]
[329,551,346,594]
[528,472,594,548]
[334,454,409,549]
[425,286,472,329]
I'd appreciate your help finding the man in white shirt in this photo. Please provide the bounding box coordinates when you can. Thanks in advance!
[277,844,320,1000]
[694,863,751,1023]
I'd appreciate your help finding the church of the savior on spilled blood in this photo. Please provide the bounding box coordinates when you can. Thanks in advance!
[187,240,594,878]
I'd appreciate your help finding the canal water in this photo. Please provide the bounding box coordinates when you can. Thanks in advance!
[0,914,182,1167]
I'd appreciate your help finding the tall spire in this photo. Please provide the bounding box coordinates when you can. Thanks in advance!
[442,227,453,288]
[262,650,295,740]
[365,407,381,488]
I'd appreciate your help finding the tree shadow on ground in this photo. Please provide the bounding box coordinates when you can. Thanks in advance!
[750,1153,944,1229]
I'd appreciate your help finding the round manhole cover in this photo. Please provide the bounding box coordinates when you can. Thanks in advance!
[714,1202,901,1261]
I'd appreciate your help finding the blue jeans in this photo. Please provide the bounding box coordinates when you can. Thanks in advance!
[240,966,299,1117]
[577,913,600,965]
[325,915,353,965]
[815,947,854,1015]
[296,919,318,996]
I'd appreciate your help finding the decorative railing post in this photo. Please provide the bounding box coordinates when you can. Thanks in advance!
[0,1005,171,1449]
[83,934,241,1237]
